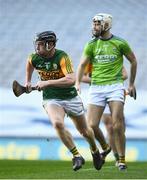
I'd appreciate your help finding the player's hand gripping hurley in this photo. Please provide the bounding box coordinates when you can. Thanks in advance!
[12,80,37,97]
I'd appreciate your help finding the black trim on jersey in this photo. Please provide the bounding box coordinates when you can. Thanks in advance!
[88,34,113,44]
[99,34,113,41]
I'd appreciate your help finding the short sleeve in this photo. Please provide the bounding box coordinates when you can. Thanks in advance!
[120,40,132,56]
[82,42,93,58]
[27,54,34,67]
[60,54,74,75]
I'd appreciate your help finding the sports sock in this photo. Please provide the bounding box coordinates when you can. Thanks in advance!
[119,155,125,164]
[101,143,110,151]
[70,147,80,157]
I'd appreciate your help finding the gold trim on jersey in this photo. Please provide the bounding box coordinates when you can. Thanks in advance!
[60,57,74,74]
[38,69,65,80]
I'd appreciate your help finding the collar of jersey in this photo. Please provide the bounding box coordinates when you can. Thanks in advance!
[99,34,113,41]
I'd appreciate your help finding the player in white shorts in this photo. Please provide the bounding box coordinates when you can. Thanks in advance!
[82,64,128,166]
[76,13,137,171]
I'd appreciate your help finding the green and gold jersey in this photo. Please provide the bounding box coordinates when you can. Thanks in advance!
[28,49,77,100]
[83,35,132,85]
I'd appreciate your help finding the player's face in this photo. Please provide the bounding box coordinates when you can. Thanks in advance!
[92,21,102,37]
[35,41,47,55]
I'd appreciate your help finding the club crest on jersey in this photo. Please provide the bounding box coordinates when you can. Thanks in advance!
[44,62,51,70]
[53,63,58,70]
[113,47,117,51]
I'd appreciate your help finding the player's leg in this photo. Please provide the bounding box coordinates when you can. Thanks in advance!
[109,101,127,170]
[102,113,119,164]
[87,104,111,155]
[102,106,119,164]
[43,101,84,171]
[65,95,104,170]
[71,113,104,170]
[105,83,126,170]
[87,85,111,159]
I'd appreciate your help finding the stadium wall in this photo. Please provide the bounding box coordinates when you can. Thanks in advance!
[0,137,147,161]
[0,88,147,161]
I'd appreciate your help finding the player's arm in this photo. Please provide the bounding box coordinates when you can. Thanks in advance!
[125,51,137,97]
[37,73,75,89]
[25,56,35,91]
[36,56,75,89]
[81,74,91,84]
[122,66,128,80]
[81,63,92,84]
[76,41,93,91]
[76,56,91,92]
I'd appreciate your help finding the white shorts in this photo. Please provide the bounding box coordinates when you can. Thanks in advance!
[103,104,111,114]
[88,83,125,107]
[43,95,85,117]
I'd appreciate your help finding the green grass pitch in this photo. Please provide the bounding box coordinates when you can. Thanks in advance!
[0,160,147,179]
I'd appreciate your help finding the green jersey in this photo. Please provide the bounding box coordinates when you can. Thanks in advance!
[28,49,77,100]
[83,35,132,85]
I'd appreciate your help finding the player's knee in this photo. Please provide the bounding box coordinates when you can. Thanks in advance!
[87,121,96,130]
[79,128,89,138]
[113,122,122,133]
[53,121,64,130]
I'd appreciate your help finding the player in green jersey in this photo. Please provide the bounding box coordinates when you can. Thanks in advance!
[76,13,137,171]
[25,31,104,171]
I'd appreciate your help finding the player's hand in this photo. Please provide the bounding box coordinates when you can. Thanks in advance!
[25,82,32,93]
[36,81,48,91]
[128,85,137,100]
